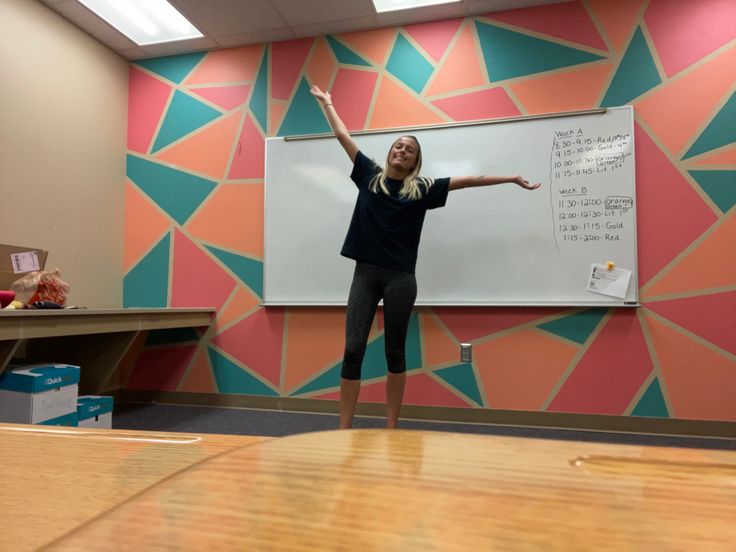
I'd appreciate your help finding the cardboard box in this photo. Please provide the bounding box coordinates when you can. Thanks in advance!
[0,243,49,290]
[0,363,80,424]
[39,411,79,427]
[77,395,113,429]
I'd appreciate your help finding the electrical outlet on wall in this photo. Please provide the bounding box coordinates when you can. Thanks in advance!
[460,343,472,363]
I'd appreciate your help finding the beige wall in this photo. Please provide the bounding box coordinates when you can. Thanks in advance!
[0,0,128,307]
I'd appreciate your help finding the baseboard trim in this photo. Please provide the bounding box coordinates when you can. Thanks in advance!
[114,390,736,440]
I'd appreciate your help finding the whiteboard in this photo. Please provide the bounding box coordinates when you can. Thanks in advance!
[264,107,638,306]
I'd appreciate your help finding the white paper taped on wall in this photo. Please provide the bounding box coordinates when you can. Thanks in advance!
[586,263,632,299]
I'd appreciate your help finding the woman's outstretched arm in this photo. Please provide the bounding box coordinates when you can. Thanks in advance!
[449,175,541,191]
[310,85,359,163]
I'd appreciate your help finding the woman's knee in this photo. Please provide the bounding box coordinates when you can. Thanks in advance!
[385,351,406,374]
[341,349,364,380]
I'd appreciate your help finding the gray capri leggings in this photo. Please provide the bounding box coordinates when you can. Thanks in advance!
[341,261,418,380]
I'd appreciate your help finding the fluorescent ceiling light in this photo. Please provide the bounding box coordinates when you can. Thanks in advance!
[373,0,461,13]
[76,0,203,45]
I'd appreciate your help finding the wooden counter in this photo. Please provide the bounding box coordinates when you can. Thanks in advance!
[0,308,213,393]
[43,429,736,550]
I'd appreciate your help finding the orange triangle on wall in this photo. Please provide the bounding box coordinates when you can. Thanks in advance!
[586,0,644,53]
[185,183,264,258]
[124,180,170,272]
[475,329,577,411]
[178,348,216,393]
[283,308,346,393]
[368,75,446,130]
[510,62,613,114]
[336,28,396,66]
[635,46,736,158]
[688,143,736,167]
[185,44,265,84]
[643,213,736,298]
[642,312,736,421]
[306,37,337,92]
[155,112,242,179]
[214,285,261,332]
[269,101,289,137]
[420,313,459,367]
[426,24,486,96]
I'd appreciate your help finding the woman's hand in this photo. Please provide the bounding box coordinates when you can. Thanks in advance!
[310,84,332,106]
[514,176,541,190]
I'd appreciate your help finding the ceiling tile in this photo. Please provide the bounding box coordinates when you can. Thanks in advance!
[215,29,297,48]
[292,16,382,39]
[140,37,219,59]
[272,0,377,25]
[171,0,287,35]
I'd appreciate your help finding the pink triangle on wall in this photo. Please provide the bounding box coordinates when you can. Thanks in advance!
[126,345,197,391]
[228,114,265,179]
[644,0,736,77]
[645,292,736,355]
[170,229,236,310]
[211,308,285,387]
[271,38,314,100]
[403,18,463,62]
[189,84,251,110]
[634,123,717,286]
[331,69,378,131]
[547,310,653,415]
[128,66,171,154]
[432,87,520,122]
[483,1,607,51]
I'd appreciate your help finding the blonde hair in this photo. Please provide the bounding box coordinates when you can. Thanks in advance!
[369,135,434,200]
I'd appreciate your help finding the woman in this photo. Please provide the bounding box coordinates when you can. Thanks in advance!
[310,85,540,429]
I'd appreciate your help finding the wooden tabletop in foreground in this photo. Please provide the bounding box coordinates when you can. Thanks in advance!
[0,423,269,551]
[42,429,736,551]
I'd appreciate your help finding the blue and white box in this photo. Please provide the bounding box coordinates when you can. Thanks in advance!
[0,363,80,424]
[77,395,113,428]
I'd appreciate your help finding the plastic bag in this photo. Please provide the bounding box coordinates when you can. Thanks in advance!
[11,269,70,306]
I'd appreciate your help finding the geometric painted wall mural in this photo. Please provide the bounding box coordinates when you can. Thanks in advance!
[124,0,736,422]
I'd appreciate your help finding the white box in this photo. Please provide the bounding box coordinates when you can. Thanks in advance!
[40,411,79,427]
[0,363,80,424]
[77,395,113,429]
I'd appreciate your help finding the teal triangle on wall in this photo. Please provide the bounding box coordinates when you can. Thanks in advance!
[435,363,483,405]
[292,362,341,395]
[688,170,736,213]
[151,90,222,152]
[601,27,661,107]
[123,232,170,308]
[631,378,669,418]
[537,308,608,344]
[292,313,422,396]
[250,50,269,134]
[205,246,263,298]
[475,21,605,82]
[126,155,217,225]
[362,335,390,380]
[208,347,278,396]
[386,33,434,94]
[136,52,206,84]
[683,92,736,160]
[326,36,371,67]
[278,78,331,136]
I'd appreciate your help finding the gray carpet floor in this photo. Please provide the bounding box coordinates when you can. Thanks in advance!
[113,402,736,451]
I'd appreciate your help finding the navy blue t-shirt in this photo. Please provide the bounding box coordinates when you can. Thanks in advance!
[340,150,450,273]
